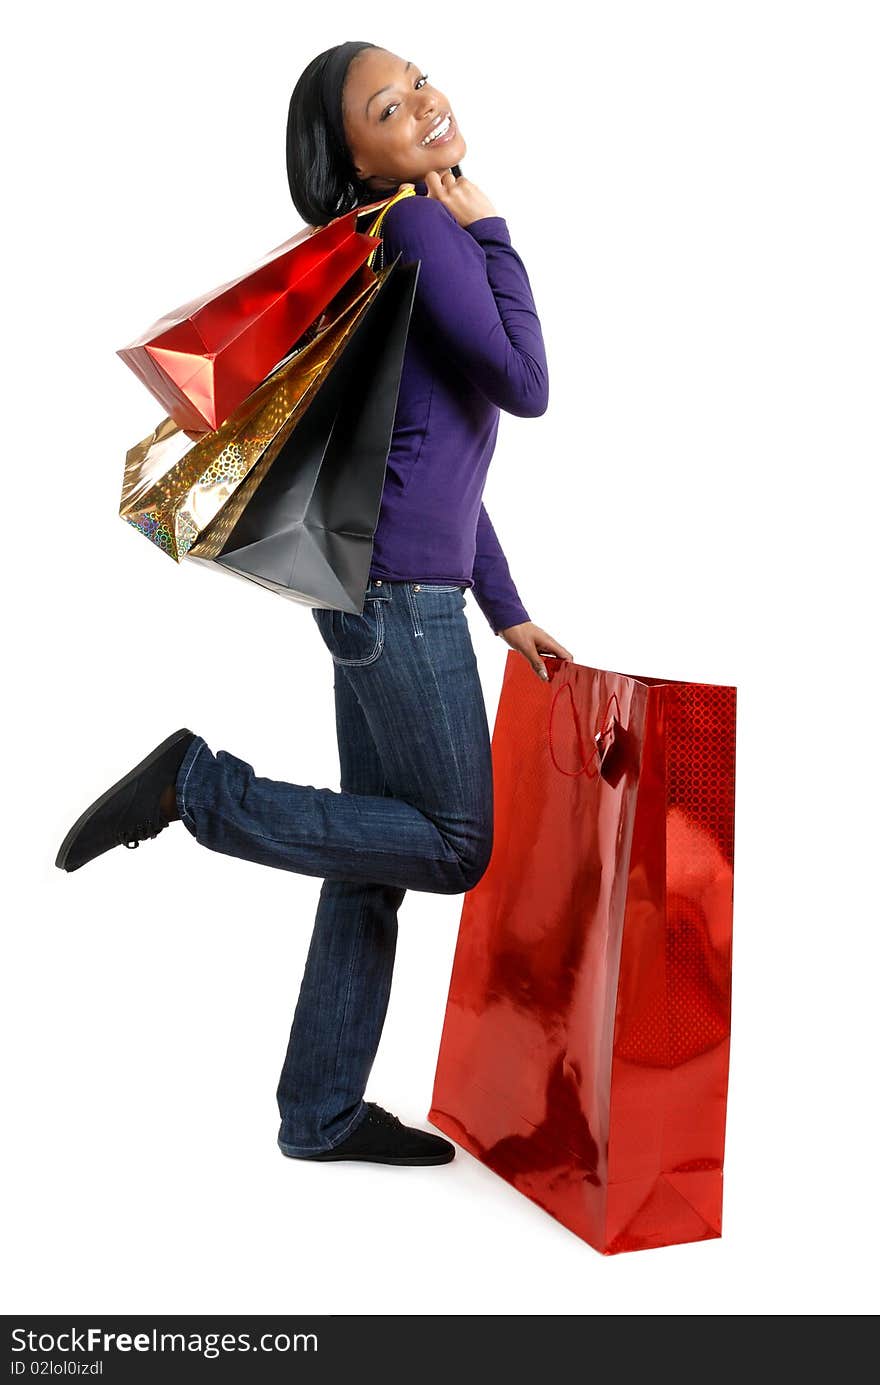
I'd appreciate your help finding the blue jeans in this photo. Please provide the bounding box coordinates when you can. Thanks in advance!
[174,579,494,1155]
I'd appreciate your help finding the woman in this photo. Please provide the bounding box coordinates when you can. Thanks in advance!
[56,41,573,1168]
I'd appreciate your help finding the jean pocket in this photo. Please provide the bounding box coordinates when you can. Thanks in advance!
[314,602,386,667]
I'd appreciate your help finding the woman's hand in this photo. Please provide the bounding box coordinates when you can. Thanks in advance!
[498,622,574,682]
[423,169,498,228]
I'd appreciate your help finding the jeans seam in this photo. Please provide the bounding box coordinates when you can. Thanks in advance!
[404,582,423,638]
[329,603,386,666]
[279,1101,370,1156]
[179,797,461,868]
[177,739,206,831]
[417,616,470,806]
[316,894,369,1139]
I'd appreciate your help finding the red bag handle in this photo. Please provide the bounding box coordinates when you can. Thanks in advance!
[548,682,621,779]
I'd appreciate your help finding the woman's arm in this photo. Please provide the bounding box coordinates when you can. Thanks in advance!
[472,503,531,635]
[380,195,549,417]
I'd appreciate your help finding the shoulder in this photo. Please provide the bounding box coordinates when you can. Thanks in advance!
[380,194,466,252]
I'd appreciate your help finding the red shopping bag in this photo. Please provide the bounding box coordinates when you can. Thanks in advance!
[117,207,387,434]
[429,654,737,1255]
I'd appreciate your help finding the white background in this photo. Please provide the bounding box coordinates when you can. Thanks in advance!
[3,1,877,1316]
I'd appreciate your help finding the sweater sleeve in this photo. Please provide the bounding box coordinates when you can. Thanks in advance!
[472,503,531,635]
[380,196,549,418]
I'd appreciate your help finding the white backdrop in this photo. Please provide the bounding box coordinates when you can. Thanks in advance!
[3,0,877,1316]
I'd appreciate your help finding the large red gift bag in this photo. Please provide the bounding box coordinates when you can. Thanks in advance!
[429,654,737,1254]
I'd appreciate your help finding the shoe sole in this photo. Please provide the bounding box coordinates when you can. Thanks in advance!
[279,1146,455,1166]
[55,727,195,873]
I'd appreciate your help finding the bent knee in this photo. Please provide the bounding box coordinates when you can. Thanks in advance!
[459,828,494,892]
[431,813,493,894]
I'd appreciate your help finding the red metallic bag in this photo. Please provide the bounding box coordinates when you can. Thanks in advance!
[429,654,737,1254]
[116,199,395,435]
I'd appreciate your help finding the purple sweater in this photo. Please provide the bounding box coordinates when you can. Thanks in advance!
[367,181,549,634]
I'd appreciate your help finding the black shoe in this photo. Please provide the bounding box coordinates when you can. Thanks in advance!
[55,728,197,873]
[281,1103,455,1166]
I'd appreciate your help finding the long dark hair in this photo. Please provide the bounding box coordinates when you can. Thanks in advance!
[287,41,385,227]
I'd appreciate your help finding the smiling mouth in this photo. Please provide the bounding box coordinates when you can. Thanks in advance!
[420,113,454,147]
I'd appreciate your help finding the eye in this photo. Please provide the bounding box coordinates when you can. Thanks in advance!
[380,73,429,121]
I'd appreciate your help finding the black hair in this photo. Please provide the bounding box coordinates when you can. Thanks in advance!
[286,41,387,226]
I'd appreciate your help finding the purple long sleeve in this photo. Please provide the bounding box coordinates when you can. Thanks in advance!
[473,503,531,634]
[366,182,548,633]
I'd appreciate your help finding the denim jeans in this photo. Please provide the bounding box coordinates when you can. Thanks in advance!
[174,578,494,1155]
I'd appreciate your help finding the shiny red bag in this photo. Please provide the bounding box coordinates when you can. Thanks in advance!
[117,206,389,434]
[429,654,737,1254]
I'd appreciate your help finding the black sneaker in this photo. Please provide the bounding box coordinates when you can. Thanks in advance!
[55,728,197,873]
[281,1103,455,1166]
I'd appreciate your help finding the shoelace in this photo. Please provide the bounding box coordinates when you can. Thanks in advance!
[117,818,166,850]
[368,1104,403,1129]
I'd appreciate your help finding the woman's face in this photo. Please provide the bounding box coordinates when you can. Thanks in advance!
[342,47,466,194]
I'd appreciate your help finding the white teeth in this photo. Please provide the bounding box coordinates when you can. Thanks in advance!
[422,114,451,145]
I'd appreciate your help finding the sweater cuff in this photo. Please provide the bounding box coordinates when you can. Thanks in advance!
[463,215,512,246]
[486,599,531,636]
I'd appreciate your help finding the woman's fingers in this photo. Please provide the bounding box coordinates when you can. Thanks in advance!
[525,626,574,662]
[500,624,575,681]
[536,633,574,661]
[524,631,558,681]
[425,169,464,198]
[527,631,574,681]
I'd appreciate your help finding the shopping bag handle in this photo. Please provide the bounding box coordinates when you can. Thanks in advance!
[548,683,621,780]
[355,191,407,218]
[364,186,418,269]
